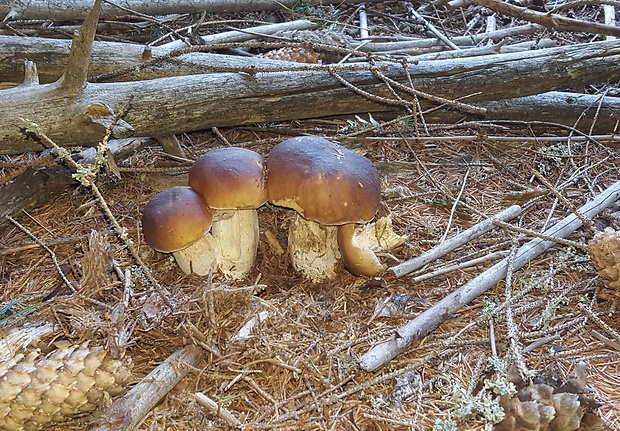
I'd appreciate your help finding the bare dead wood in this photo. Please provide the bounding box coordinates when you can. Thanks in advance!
[155,19,318,53]
[194,393,242,427]
[475,0,620,38]
[355,23,544,55]
[359,179,620,372]
[0,166,76,222]
[2,37,618,131]
[58,0,102,93]
[0,20,316,84]
[3,39,620,155]
[422,91,620,134]
[89,345,205,431]
[1,0,381,20]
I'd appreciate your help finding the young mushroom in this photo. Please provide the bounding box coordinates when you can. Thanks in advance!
[142,187,217,276]
[266,135,383,281]
[189,147,267,280]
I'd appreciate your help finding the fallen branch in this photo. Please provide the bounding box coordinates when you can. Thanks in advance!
[3,39,620,154]
[475,0,620,38]
[195,393,242,427]
[90,345,205,431]
[0,23,546,85]
[1,0,380,20]
[388,204,522,278]
[409,250,509,283]
[359,179,620,371]
[352,23,545,52]
[417,91,620,134]
[0,20,316,84]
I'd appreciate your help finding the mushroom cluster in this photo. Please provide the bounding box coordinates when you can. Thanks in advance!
[142,136,404,282]
[142,147,266,280]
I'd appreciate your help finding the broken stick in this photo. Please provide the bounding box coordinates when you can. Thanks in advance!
[89,345,205,431]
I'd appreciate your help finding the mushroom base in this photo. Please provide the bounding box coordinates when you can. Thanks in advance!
[337,223,384,277]
[173,232,218,276]
[288,215,340,283]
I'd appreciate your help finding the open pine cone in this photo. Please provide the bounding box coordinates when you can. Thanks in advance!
[495,363,607,431]
[588,227,620,297]
[0,342,132,431]
[256,47,321,63]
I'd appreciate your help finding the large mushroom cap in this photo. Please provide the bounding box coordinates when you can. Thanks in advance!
[266,136,381,225]
[142,187,213,253]
[189,147,267,209]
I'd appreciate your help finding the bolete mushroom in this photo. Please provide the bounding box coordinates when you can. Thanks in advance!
[142,186,217,275]
[189,147,267,280]
[266,135,383,281]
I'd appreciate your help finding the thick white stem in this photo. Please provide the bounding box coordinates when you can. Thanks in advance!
[212,209,259,280]
[288,215,340,283]
[173,233,217,276]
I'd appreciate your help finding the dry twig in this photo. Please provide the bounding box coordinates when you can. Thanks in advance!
[389,204,521,278]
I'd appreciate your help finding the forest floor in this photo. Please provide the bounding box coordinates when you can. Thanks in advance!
[1,1,619,430]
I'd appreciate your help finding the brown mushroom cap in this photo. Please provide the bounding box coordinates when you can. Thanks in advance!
[266,136,381,225]
[142,187,213,253]
[189,147,267,209]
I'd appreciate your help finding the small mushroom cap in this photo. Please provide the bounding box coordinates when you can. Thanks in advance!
[189,147,267,209]
[266,136,381,225]
[142,187,213,253]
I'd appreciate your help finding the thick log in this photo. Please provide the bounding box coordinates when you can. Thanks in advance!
[0,166,76,221]
[0,0,379,20]
[0,24,539,85]
[0,32,312,84]
[2,39,620,154]
[424,91,620,133]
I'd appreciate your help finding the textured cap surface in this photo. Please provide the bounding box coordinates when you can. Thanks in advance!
[189,147,267,210]
[266,136,381,225]
[142,187,213,253]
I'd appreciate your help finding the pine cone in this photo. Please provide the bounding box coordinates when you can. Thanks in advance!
[588,227,620,297]
[0,342,132,431]
[256,47,321,63]
[496,384,584,431]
